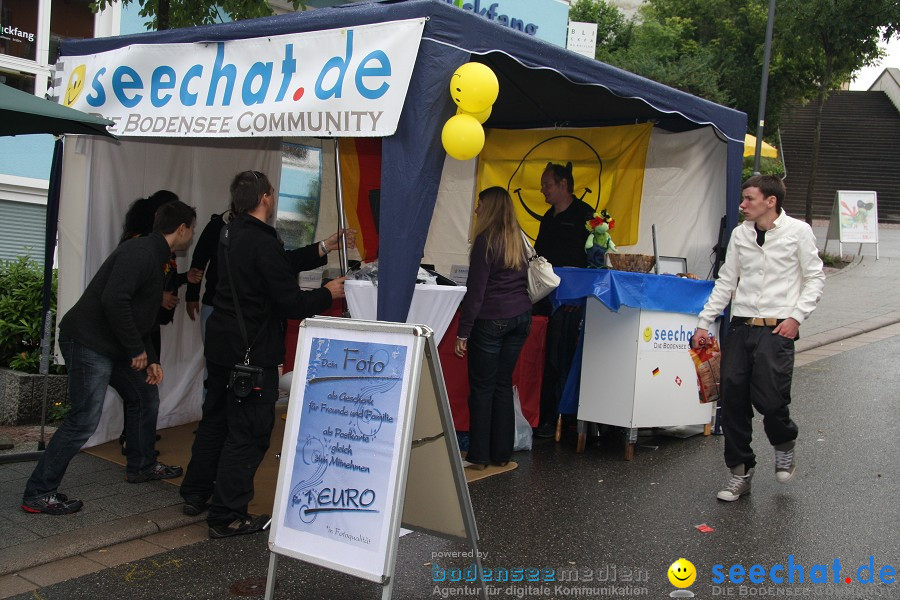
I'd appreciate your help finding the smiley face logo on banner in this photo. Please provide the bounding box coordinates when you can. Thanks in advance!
[64,65,87,107]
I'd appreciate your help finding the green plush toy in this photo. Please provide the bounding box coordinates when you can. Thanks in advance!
[584,209,618,268]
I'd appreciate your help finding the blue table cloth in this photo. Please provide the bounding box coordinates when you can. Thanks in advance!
[555,268,715,415]
[552,267,714,315]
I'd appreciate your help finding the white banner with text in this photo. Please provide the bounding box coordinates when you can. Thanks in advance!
[56,18,425,138]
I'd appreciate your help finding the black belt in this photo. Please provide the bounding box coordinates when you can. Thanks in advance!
[732,317,784,327]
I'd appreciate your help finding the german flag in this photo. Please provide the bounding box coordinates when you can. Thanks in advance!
[338,138,382,261]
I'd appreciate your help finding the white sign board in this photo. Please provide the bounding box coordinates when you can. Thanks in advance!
[270,320,418,582]
[566,21,598,59]
[835,190,878,243]
[267,317,484,599]
[55,19,425,138]
[825,190,879,258]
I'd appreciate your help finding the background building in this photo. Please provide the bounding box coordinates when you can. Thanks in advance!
[0,0,121,262]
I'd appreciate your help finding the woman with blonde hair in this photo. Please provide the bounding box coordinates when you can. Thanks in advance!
[455,187,533,469]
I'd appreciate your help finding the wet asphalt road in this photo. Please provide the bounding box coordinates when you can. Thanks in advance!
[12,334,899,600]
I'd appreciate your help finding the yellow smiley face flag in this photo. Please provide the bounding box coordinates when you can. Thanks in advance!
[476,123,652,245]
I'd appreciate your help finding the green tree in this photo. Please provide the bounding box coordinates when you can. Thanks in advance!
[607,6,733,105]
[646,0,801,131]
[92,0,305,31]
[776,0,900,222]
[568,1,727,103]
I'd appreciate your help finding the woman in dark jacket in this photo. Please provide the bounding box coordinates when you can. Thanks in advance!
[454,187,532,469]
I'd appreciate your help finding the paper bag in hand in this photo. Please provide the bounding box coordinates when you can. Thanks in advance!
[689,337,721,404]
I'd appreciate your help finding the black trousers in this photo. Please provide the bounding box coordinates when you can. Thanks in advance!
[539,306,582,425]
[466,312,531,465]
[720,323,798,470]
[180,361,278,526]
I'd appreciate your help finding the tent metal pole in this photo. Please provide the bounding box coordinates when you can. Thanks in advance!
[2,137,65,464]
[332,139,349,276]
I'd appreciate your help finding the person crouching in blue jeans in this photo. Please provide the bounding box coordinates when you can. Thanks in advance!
[455,187,533,470]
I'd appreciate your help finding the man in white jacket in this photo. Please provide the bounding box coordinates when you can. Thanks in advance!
[693,175,825,502]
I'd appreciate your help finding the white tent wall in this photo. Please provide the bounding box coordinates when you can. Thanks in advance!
[420,126,727,278]
[58,136,283,448]
[423,155,479,275]
[626,127,726,278]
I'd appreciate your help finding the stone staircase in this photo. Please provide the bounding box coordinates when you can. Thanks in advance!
[780,90,900,223]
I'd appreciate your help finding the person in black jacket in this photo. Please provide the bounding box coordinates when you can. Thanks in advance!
[21,201,196,515]
[117,191,202,453]
[119,190,203,354]
[534,162,595,439]
[179,170,350,539]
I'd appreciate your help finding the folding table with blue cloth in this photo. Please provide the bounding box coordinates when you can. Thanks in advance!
[552,268,717,457]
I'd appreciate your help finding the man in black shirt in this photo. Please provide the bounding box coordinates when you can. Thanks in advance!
[22,201,196,515]
[179,170,349,538]
[534,162,595,438]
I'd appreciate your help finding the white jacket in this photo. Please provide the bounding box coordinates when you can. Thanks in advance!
[698,210,825,330]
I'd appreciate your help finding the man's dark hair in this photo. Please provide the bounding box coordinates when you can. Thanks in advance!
[743,174,785,211]
[230,170,272,214]
[153,200,196,234]
[544,162,574,194]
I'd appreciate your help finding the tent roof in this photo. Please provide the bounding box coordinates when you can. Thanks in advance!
[60,0,745,140]
[0,83,115,138]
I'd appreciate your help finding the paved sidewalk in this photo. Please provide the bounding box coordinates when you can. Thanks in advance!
[798,222,900,351]
[2,223,899,598]
[0,454,202,582]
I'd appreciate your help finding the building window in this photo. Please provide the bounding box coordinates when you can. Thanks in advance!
[277,143,323,251]
[0,0,38,61]
[49,0,94,63]
[0,66,36,93]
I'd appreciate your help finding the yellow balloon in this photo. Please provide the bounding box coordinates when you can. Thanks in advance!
[441,114,485,161]
[450,62,499,114]
[457,105,492,124]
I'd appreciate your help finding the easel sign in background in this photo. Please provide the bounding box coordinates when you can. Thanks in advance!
[826,190,879,258]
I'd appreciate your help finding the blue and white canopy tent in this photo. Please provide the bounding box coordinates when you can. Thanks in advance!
[53,0,746,442]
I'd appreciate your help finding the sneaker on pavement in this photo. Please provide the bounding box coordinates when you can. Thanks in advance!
[21,492,83,515]
[208,514,270,539]
[126,462,183,483]
[182,497,210,516]
[716,466,754,502]
[775,447,796,483]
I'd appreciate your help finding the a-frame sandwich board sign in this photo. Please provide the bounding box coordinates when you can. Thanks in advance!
[825,190,879,259]
[265,316,486,600]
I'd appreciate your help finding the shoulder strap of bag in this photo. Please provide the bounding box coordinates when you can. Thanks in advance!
[222,223,267,365]
[521,230,536,260]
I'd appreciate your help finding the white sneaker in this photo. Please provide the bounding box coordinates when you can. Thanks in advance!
[775,448,796,483]
[717,466,754,501]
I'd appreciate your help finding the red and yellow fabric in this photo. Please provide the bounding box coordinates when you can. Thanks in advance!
[338,138,382,261]
[476,124,652,246]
